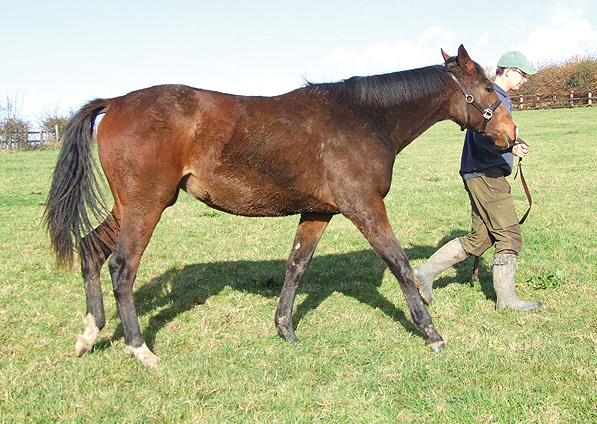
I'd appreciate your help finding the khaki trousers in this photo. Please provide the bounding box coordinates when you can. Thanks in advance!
[458,174,522,256]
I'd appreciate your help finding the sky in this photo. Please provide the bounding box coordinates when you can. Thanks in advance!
[2,0,596,125]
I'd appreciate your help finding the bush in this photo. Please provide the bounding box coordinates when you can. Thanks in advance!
[519,54,597,95]
[0,95,31,150]
[38,107,72,147]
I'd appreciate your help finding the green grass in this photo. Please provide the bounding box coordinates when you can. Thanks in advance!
[1,108,596,423]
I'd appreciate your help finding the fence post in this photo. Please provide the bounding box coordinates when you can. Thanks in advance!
[519,95,524,109]
[570,91,574,107]
[55,124,60,142]
[589,91,592,106]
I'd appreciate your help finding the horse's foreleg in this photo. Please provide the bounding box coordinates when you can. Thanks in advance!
[349,205,445,352]
[108,211,162,367]
[276,212,332,342]
[75,212,119,357]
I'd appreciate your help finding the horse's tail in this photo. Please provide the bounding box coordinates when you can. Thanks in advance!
[44,98,110,269]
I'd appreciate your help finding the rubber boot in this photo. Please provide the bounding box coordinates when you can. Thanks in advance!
[492,253,541,311]
[413,238,469,304]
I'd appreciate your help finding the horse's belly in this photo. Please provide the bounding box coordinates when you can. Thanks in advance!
[180,173,337,217]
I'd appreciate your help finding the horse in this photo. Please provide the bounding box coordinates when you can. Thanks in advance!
[44,45,516,366]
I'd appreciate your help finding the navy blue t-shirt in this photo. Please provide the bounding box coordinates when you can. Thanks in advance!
[460,83,514,180]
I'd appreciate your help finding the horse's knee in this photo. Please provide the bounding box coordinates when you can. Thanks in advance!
[108,251,132,295]
[107,249,124,276]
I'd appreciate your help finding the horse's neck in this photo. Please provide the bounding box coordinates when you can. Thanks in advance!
[370,94,451,154]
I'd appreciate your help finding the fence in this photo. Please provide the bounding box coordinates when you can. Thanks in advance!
[513,89,594,110]
[1,126,60,150]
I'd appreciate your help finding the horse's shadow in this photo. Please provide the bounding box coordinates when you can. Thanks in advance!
[97,230,495,351]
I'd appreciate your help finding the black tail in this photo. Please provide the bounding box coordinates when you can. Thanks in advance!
[44,99,110,269]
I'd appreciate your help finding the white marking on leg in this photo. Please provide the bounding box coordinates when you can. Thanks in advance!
[126,343,160,367]
[74,313,100,357]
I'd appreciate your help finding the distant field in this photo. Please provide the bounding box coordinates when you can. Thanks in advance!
[0,107,595,423]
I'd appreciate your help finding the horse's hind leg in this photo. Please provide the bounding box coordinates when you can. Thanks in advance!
[75,212,119,357]
[108,205,168,367]
[276,212,332,342]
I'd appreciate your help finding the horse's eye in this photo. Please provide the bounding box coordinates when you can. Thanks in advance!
[486,87,494,93]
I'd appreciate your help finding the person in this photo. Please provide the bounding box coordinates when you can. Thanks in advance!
[414,51,542,312]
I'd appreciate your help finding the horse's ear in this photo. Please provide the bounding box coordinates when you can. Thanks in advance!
[457,44,476,73]
[441,48,451,63]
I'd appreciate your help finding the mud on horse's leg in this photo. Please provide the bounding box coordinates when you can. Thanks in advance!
[75,313,101,357]
[75,214,119,357]
[105,205,166,367]
[275,213,332,342]
[109,239,160,367]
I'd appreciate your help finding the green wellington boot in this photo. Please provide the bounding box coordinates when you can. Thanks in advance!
[492,253,542,311]
[413,238,469,304]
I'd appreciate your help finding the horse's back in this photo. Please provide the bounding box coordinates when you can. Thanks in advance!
[98,84,240,148]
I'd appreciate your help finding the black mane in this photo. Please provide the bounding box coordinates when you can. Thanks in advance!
[307,65,452,107]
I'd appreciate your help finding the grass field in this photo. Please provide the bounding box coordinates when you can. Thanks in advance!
[1,107,596,423]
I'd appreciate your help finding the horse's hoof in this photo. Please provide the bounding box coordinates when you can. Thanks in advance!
[126,343,160,367]
[286,335,300,343]
[427,340,446,353]
[278,330,300,343]
[275,317,300,343]
[75,313,100,357]
[75,335,92,357]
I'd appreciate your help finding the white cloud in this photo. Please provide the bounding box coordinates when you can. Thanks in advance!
[548,2,583,24]
[321,27,456,78]
[518,2,597,63]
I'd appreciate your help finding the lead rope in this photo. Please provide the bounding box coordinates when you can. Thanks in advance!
[512,138,532,225]
[471,137,532,281]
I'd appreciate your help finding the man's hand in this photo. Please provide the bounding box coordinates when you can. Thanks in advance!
[513,141,529,159]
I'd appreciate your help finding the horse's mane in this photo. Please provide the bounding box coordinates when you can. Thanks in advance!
[307,58,485,108]
[306,65,449,107]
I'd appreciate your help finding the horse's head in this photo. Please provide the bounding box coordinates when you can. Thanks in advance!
[443,45,517,149]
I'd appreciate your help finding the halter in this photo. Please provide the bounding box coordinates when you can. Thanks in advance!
[448,72,502,132]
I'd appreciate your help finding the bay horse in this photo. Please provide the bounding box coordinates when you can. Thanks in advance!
[45,45,516,366]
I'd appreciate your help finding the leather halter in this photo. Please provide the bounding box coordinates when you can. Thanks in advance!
[448,72,502,132]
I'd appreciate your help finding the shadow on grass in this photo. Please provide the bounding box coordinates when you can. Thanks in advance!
[95,230,495,352]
